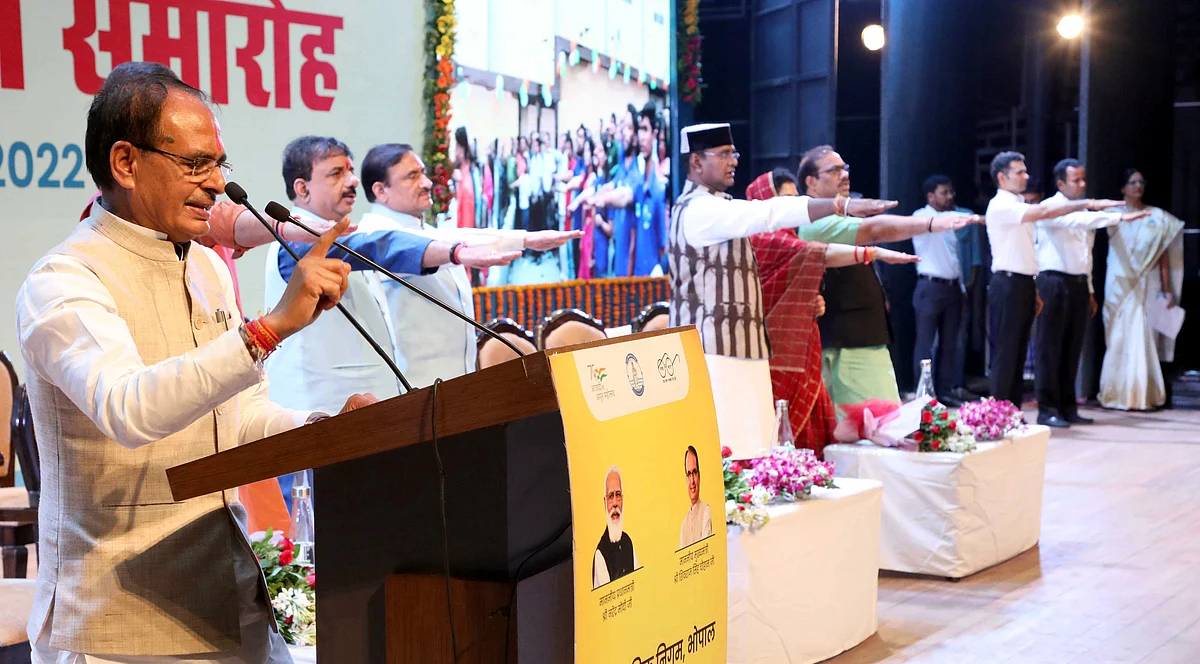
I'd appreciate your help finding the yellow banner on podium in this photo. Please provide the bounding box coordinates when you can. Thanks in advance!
[548,328,727,663]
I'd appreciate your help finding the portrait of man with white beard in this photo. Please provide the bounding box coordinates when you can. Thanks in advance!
[593,466,640,589]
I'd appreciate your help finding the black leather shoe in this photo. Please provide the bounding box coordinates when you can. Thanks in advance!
[1065,413,1094,425]
[936,394,963,408]
[1037,414,1071,428]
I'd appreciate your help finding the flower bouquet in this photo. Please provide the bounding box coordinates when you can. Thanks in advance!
[722,445,837,530]
[913,399,976,453]
[957,397,1024,442]
[249,529,316,646]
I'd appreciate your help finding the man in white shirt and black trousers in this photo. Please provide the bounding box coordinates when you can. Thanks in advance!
[911,174,978,406]
[984,151,1129,409]
[1033,159,1148,427]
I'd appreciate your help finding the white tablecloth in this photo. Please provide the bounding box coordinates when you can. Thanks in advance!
[824,425,1050,579]
[727,478,882,664]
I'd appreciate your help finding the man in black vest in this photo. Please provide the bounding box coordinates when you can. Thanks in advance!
[593,466,639,588]
[792,146,980,417]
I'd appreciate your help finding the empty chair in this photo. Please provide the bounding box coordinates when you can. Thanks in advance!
[477,318,537,369]
[539,309,607,350]
[632,301,670,333]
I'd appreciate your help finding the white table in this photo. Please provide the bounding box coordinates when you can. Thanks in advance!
[727,477,882,664]
[824,425,1050,579]
[288,645,315,663]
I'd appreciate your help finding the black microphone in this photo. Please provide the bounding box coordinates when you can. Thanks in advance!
[223,182,414,393]
[261,200,526,358]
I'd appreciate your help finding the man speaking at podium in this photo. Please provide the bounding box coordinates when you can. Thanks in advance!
[667,123,895,457]
[16,63,373,662]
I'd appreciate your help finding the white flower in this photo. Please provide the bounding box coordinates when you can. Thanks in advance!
[248,531,268,543]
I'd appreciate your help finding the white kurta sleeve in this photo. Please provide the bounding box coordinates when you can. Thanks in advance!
[16,255,266,449]
[682,195,814,248]
[1040,210,1121,230]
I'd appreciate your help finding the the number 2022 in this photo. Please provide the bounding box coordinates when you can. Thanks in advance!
[0,142,87,189]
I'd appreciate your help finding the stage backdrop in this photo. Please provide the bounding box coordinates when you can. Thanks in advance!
[0,0,425,378]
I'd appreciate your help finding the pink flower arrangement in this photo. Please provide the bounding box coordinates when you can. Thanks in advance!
[746,446,837,501]
[723,445,836,528]
[958,397,1024,441]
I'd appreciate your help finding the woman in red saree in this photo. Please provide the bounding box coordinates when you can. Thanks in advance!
[747,170,917,456]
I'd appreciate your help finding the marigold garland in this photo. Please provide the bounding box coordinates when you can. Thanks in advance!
[679,0,704,104]
[424,0,457,217]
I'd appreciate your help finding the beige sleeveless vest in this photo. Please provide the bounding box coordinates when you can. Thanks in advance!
[23,210,268,655]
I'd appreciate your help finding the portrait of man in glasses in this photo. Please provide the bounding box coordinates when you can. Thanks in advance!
[679,445,713,549]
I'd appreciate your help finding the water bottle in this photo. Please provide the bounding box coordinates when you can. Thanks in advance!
[290,472,315,566]
[915,359,935,401]
[774,399,795,448]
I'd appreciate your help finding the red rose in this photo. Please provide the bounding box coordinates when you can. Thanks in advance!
[285,615,293,625]
[949,421,957,431]
[306,573,316,588]
[914,431,925,442]
[281,538,295,554]
[922,411,933,424]
[738,505,745,512]
[930,399,940,408]
[279,549,294,566]
[721,445,732,458]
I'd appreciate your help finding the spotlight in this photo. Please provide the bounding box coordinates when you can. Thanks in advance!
[861,24,885,51]
[1057,14,1083,39]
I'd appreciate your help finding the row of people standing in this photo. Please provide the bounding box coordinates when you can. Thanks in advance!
[985,153,1184,426]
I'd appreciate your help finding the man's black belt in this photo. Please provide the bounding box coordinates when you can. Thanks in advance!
[1039,270,1089,284]
[993,270,1035,280]
[918,274,961,286]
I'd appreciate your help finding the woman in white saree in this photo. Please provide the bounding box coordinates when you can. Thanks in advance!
[1099,169,1185,410]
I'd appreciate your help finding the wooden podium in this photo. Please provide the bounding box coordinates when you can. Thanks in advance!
[167,332,670,663]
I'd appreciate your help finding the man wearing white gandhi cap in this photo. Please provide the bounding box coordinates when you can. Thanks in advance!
[667,123,897,457]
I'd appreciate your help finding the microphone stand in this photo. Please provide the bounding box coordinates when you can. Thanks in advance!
[262,201,526,358]
[224,185,415,393]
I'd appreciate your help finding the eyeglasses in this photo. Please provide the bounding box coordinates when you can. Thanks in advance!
[133,144,233,182]
[700,150,740,161]
[819,163,849,176]
[605,490,623,502]
[685,468,700,479]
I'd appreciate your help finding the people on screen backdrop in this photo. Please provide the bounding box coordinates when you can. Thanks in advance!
[450,101,671,284]
[1098,169,1186,411]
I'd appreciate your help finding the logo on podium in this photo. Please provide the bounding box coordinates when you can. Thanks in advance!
[626,353,645,396]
